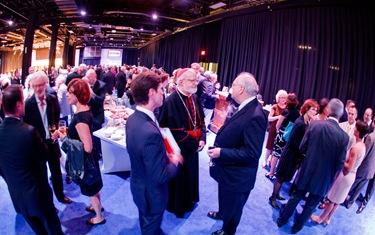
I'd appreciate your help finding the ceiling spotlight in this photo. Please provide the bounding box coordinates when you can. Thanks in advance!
[111,29,116,33]
[89,24,92,29]
[81,10,86,16]
[152,14,157,20]
[8,20,13,26]
[140,27,144,31]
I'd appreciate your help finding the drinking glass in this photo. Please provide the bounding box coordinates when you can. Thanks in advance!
[208,146,216,167]
[49,124,57,143]
[59,120,67,136]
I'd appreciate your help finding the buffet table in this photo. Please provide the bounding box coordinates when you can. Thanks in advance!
[93,104,134,173]
[93,127,130,173]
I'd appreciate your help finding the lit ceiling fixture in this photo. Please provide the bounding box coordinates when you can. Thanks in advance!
[152,14,157,20]
[111,29,116,33]
[8,20,13,26]
[81,10,86,16]
[209,2,227,9]
[140,27,143,31]
[89,24,92,29]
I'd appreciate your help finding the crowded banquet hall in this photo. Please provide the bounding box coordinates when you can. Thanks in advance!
[0,0,374,234]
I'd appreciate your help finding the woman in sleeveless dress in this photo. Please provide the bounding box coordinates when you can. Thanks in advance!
[310,120,368,226]
[59,78,105,225]
[262,89,287,168]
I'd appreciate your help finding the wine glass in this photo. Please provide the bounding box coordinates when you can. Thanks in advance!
[48,124,57,143]
[59,120,67,136]
[208,146,216,167]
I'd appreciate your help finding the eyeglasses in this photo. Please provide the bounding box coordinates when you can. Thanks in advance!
[184,79,199,83]
[32,83,46,89]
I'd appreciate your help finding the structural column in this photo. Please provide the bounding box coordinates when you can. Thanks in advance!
[48,23,59,74]
[21,11,37,85]
[62,32,70,68]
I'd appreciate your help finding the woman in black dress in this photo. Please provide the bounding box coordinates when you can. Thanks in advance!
[269,99,318,209]
[59,78,105,225]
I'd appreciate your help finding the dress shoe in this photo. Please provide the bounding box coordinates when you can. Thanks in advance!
[86,218,106,226]
[344,200,353,209]
[65,176,72,184]
[277,217,288,227]
[265,173,276,180]
[291,223,303,234]
[86,206,105,214]
[211,229,227,235]
[356,204,366,214]
[58,196,72,204]
[207,211,223,220]
[269,197,280,209]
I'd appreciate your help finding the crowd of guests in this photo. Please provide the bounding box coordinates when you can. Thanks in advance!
[0,61,374,235]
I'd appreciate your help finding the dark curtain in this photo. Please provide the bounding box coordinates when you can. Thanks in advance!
[139,3,375,113]
[123,49,140,65]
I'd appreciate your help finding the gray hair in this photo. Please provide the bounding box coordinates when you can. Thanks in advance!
[328,98,344,119]
[31,71,49,84]
[237,72,259,96]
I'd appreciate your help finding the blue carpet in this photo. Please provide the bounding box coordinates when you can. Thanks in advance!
[0,132,374,234]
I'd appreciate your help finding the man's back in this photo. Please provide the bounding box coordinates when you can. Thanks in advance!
[297,119,349,196]
[0,118,51,216]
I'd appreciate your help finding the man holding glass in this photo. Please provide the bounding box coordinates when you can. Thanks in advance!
[23,71,72,205]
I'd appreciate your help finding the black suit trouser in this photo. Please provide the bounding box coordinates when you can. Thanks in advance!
[362,175,375,205]
[219,185,250,235]
[138,209,164,235]
[47,141,64,200]
[348,177,369,203]
[23,205,63,235]
[279,189,322,229]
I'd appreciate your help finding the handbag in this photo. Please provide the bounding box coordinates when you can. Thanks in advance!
[283,121,294,141]
[81,152,101,186]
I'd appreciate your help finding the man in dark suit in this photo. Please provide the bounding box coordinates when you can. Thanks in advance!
[65,66,82,85]
[208,72,267,235]
[340,99,355,123]
[345,118,375,213]
[23,71,72,204]
[126,71,183,235]
[115,66,127,98]
[277,98,349,234]
[0,85,63,234]
[102,66,115,95]
[85,69,106,155]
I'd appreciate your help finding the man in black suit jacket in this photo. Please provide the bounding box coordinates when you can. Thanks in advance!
[115,66,127,98]
[65,66,82,85]
[126,72,183,235]
[208,72,267,235]
[102,66,115,95]
[0,85,63,234]
[277,98,349,234]
[23,71,71,204]
[86,69,106,154]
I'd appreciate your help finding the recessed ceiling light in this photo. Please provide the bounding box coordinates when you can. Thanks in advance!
[81,10,86,16]
[111,29,116,33]
[209,2,227,9]
[152,14,157,20]
[8,20,13,26]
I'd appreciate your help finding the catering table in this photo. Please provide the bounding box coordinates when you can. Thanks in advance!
[93,126,131,173]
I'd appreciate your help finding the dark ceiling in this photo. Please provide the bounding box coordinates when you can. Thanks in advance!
[0,0,275,51]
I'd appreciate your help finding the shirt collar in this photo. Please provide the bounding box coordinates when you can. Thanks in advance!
[136,106,157,123]
[238,96,256,111]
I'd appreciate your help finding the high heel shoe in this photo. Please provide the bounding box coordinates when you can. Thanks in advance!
[322,219,330,227]
[276,194,285,200]
[269,196,280,209]
[310,215,324,224]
